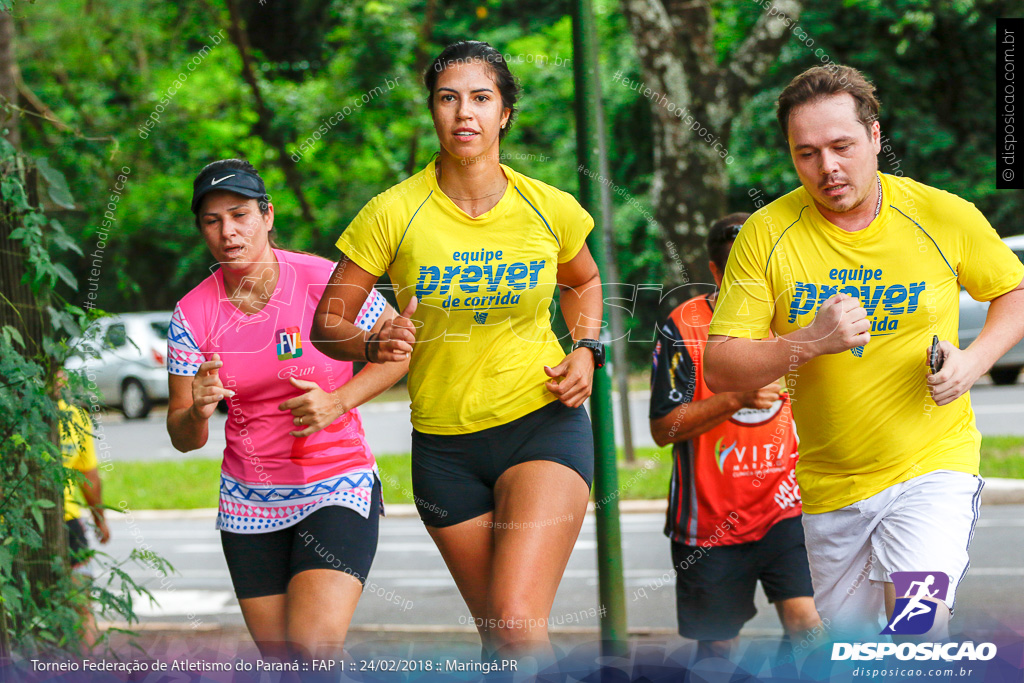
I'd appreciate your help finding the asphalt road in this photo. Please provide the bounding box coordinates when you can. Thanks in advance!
[96,382,1024,462]
[92,506,1024,640]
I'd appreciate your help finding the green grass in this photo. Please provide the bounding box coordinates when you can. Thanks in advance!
[979,436,1024,479]
[104,458,222,510]
[103,456,418,511]
[103,438,1024,510]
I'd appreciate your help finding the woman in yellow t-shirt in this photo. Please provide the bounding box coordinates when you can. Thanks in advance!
[312,41,604,659]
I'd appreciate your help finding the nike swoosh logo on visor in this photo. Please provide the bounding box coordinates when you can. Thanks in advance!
[210,175,236,185]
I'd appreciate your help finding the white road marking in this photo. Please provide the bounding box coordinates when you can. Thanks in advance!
[106,528,220,539]
[125,564,1023,619]
[377,543,442,552]
[176,543,223,553]
[361,403,410,414]
[132,590,238,616]
[130,566,1024,583]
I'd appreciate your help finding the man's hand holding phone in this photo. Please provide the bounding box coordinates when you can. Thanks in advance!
[927,336,983,406]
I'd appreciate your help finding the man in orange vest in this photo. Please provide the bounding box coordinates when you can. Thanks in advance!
[649,213,821,660]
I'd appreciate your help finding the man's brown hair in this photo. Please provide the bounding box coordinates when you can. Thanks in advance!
[776,65,880,140]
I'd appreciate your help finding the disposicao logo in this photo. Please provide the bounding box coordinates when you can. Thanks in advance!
[831,570,997,664]
[881,571,948,635]
[831,642,996,662]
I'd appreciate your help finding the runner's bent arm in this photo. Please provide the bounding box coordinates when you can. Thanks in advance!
[311,256,415,363]
[929,277,1024,406]
[651,390,785,446]
[167,355,233,452]
[650,372,783,446]
[286,304,411,438]
[650,394,744,446]
[546,244,603,408]
[332,302,410,404]
[705,334,816,393]
[705,292,870,392]
[556,243,603,343]
[79,467,110,543]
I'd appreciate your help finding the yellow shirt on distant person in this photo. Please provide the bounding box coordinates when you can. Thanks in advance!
[337,159,593,434]
[709,172,1024,514]
[60,400,97,521]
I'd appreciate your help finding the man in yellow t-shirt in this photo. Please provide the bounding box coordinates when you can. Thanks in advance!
[704,66,1024,641]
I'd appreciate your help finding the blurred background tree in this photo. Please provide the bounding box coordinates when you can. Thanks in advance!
[10,0,1022,370]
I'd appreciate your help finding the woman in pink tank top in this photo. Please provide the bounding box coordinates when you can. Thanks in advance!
[165,159,408,661]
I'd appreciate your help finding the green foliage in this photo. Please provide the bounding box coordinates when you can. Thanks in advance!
[978,436,1024,479]
[728,0,1023,233]
[0,143,165,655]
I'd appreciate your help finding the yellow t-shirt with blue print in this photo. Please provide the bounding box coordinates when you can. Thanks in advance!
[708,172,1024,514]
[337,160,594,434]
[60,400,97,522]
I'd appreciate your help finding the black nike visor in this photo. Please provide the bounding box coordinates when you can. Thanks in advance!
[191,168,268,214]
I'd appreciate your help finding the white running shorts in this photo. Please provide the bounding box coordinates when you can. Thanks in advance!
[801,469,983,641]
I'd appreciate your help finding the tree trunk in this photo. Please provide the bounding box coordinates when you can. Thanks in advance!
[224,0,316,225]
[405,0,438,178]
[0,11,18,150]
[619,0,802,290]
[0,10,16,663]
[0,15,68,657]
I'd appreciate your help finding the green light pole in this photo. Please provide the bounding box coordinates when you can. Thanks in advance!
[572,0,628,651]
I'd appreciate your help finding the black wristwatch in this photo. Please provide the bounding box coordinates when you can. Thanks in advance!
[571,338,605,369]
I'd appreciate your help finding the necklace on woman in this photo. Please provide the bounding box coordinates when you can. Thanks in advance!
[436,163,507,201]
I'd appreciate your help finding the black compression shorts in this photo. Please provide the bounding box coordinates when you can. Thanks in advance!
[411,400,594,527]
[220,478,381,600]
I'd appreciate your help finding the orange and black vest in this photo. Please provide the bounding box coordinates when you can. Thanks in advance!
[650,294,801,546]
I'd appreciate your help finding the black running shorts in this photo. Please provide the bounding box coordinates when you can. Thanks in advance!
[411,400,594,527]
[220,479,381,600]
[66,518,90,568]
[672,515,813,641]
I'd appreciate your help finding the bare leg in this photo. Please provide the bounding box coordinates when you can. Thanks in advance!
[286,569,364,660]
[774,596,823,665]
[775,597,822,638]
[238,594,288,658]
[427,511,495,649]
[696,638,739,661]
[487,460,589,665]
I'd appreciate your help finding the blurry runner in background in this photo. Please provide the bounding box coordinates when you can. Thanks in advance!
[650,214,819,660]
[58,370,111,650]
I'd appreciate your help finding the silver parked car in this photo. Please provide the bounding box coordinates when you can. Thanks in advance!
[959,235,1024,385]
[65,312,172,418]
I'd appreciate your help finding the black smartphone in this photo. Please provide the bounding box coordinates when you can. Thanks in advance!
[929,335,944,374]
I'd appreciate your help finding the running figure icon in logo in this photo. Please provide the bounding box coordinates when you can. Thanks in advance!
[881,571,950,635]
